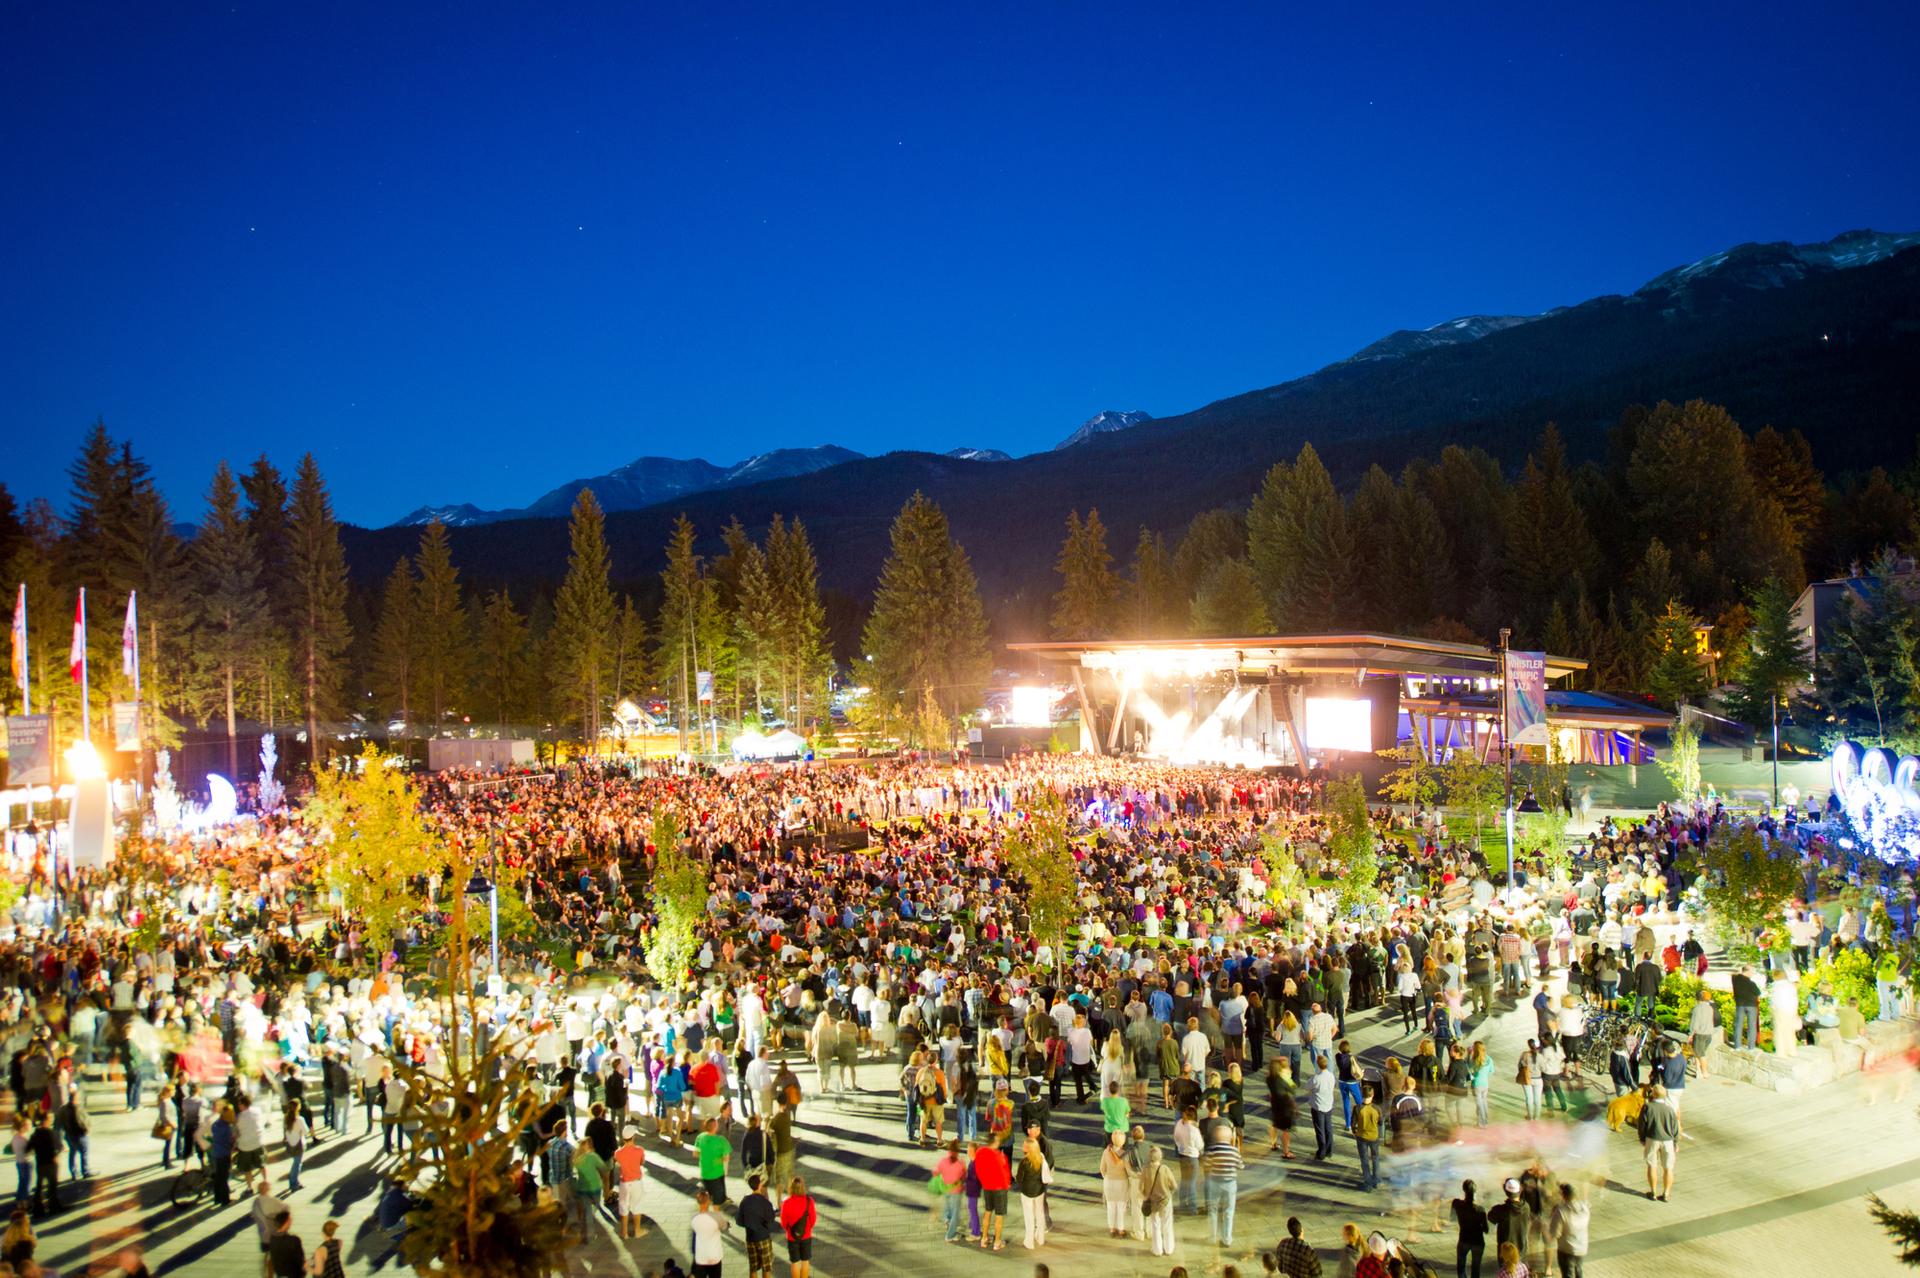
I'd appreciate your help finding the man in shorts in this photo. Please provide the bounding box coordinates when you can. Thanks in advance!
[738,1172,780,1278]
[1637,1083,1680,1201]
[613,1130,646,1238]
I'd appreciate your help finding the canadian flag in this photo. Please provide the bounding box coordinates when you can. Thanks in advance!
[69,588,86,683]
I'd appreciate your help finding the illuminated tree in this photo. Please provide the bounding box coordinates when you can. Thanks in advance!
[1725,577,1811,731]
[861,492,991,739]
[1190,557,1271,637]
[1002,796,1078,973]
[550,489,617,747]
[288,453,353,764]
[643,809,706,987]
[371,558,417,730]
[1125,527,1184,637]
[473,589,531,733]
[1647,600,1709,707]
[1658,717,1702,804]
[413,519,470,730]
[1376,745,1439,810]
[308,744,439,958]
[192,462,266,780]
[1248,442,1355,630]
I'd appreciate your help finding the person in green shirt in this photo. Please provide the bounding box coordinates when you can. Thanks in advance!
[570,1145,607,1240]
[1101,1081,1131,1135]
[696,1117,732,1205]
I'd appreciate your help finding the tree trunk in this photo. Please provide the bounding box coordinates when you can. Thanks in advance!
[305,623,319,771]
[224,661,238,782]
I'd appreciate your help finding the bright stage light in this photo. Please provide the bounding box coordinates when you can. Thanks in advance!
[1007,686,1055,727]
[1304,697,1373,752]
[65,741,103,780]
[1830,740,1920,863]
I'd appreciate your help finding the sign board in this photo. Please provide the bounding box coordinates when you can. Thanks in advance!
[696,671,714,703]
[3,715,52,787]
[1504,650,1549,747]
[112,701,140,752]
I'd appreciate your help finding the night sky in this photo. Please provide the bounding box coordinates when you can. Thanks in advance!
[4,3,1917,527]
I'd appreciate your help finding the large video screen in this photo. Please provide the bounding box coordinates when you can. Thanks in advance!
[1304,696,1373,752]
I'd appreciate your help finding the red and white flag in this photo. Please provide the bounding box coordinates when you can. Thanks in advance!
[122,590,138,678]
[69,588,86,684]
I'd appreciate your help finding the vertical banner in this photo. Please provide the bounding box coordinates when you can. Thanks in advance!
[4,714,53,786]
[1504,650,1549,746]
[112,701,141,752]
[696,670,714,703]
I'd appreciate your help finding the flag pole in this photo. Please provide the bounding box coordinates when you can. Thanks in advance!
[78,588,90,744]
[128,590,142,797]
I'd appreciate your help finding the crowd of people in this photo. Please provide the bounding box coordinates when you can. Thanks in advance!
[0,743,1905,1278]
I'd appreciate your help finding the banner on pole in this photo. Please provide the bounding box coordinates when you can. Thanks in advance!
[3,714,53,787]
[1504,650,1549,747]
[112,701,141,752]
[696,671,714,703]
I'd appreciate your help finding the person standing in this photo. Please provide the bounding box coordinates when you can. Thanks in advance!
[933,1141,967,1244]
[1637,1083,1680,1201]
[1731,965,1762,1051]
[283,1101,310,1194]
[1099,1132,1131,1237]
[1100,1081,1130,1140]
[780,1176,818,1277]
[1469,1041,1494,1128]
[1202,1119,1243,1247]
[1451,1180,1488,1278]
[614,1130,647,1238]
[689,1189,729,1278]
[29,1111,59,1215]
[1549,1183,1589,1278]
[570,1138,608,1241]
[739,1173,779,1278]
[695,1117,730,1205]
[152,1083,177,1171]
[267,1209,305,1278]
[235,1097,266,1196]
[1351,1084,1381,1192]
[1139,1147,1177,1258]
[1172,1107,1204,1214]
[770,1097,797,1196]
[60,1081,92,1180]
[1309,1056,1337,1161]
[1273,1216,1321,1278]
[312,1219,346,1278]
[1014,1136,1050,1250]
[251,1175,288,1269]
[971,1142,1009,1252]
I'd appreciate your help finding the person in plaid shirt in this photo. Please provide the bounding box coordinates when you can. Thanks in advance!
[1273,1214,1322,1277]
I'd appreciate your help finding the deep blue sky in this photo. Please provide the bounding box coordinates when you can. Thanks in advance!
[4,3,1917,528]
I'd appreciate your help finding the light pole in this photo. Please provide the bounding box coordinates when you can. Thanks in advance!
[1500,627,1514,882]
[1770,691,1780,812]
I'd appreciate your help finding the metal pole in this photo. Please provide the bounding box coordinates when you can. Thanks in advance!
[1500,626,1514,883]
[489,838,500,977]
[1770,692,1780,812]
[78,587,90,743]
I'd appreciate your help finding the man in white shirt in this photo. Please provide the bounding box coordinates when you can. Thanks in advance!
[1308,1057,1338,1160]
[1306,1005,1338,1069]
[1180,1017,1211,1079]
[1171,1111,1204,1214]
[1066,1014,1096,1104]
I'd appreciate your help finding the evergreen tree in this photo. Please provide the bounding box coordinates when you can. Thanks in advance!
[551,489,618,748]
[0,485,22,580]
[731,534,775,723]
[1815,553,1920,744]
[1190,557,1272,637]
[1506,424,1599,635]
[768,516,829,728]
[411,520,468,729]
[1631,539,1685,617]
[653,515,719,747]
[1247,443,1355,630]
[287,453,353,763]
[1050,508,1120,639]
[473,588,531,733]
[240,456,294,726]
[1646,599,1709,708]
[1411,445,1510,602]
[1346,465,1399,626]
[193,463,266,780]
[1171,508,1245,586]
[370,558,417,729]
[2,502,63,717]
[1384,474,1453,632]
[860,492,991,742]
[1125,527,1184,637]
[1748,425,1827,545]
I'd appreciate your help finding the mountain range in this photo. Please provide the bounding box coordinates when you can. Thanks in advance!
[344,228,1920,632]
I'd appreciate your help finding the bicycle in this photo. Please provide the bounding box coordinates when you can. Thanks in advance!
[169,1165,209,1209]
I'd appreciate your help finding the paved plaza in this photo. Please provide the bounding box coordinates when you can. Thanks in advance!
[26,965,1920,1278]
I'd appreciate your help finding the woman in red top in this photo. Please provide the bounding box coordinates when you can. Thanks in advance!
[779,1176,818,1278]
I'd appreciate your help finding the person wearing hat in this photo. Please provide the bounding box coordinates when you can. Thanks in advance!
[1354,1230,1393,1278]
[1487,1177,1533,1259]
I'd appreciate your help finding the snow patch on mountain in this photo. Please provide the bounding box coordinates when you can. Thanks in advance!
[946,447,1013,462]
[1053,410,1153,451]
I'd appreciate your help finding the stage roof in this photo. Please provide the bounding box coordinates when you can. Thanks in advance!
[1402,689,1672,730]
[1008,632,1586,682]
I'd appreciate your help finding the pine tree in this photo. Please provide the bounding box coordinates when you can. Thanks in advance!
[1247,443,1355,630]
[860,492,991,742]
[1506,424,1599,635]
[473,588,531,732]
[193,463,266,780]
[2,502,62,718]
[240,456,293,727]
[1125,527,1183,637]
[653,515,715,748]
[1748,425,1827,545]
[731,535,775,724]
[611,596,648,703]
[1383,473,1453,632]
[551,489,617,748]
[1815,553,1920,743]
[1050,508,1120,638]
[768,517,829,729]
[1190,557,1272,637]
[1646,599,1709,708]
[411,520,468,730]
[1346,465,1399,626]
[1171,508,1245,587]
[287,453,353,764]
[371,558,417,729]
